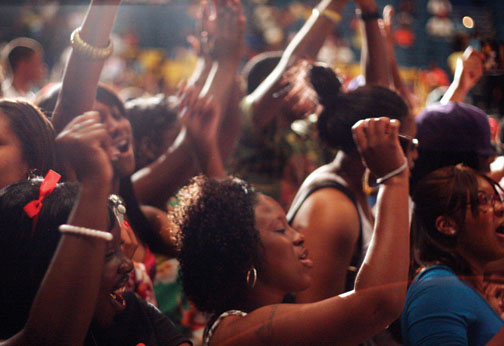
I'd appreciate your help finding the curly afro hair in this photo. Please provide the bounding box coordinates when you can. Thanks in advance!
[173,176,261,314]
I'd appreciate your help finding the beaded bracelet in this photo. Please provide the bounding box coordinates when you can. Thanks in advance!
[376,160,408,184]
[59,224,113,242]
[70,27,113,60]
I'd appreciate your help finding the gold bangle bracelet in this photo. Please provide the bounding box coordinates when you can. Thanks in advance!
[70,27,113,60]
[322,8,342,23]
[313,7,342,23]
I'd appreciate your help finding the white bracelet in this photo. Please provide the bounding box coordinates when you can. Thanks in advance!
[376,160,408,184]
[59,224,113,242]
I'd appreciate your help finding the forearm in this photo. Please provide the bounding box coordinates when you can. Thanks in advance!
[248,0,345,126]
[21,182,111,345]
[186,57,212,90]
[294,0,346,60]
[359,3,390,87]
[389,57,414,110]
[200,60,240,115]
[440,81,467,104]
[195,142,227,179]
[218,77,243,165]
[354,170,409,313]
[132,131,196,209]
[52,1,120,133]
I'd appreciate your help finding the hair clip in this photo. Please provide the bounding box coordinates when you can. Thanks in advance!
[109,194,126,225]
[24,170,61,231]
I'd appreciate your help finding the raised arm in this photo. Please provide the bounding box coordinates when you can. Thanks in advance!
[196,0,245,165]
[52,0,121,133]
[3,113,114,346]
[441,45,484,104]
[351,118,409,306]
[381,5,417,111]
[179,86,226,179]
[211,118,410,346]
[246,0,347,128]
[356,0,390,87]
[131,0,242,207]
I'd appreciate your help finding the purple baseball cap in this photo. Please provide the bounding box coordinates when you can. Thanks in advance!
[415,102,495,157]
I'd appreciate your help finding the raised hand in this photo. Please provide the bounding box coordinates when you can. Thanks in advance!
[178,85,225,177]
[455,46,485,92]
[441,45,485,104]
[190,0,245,61]
[179,86,221,149]
[352,117,406,180]
[278,60,319,120]
[56,111,114,184]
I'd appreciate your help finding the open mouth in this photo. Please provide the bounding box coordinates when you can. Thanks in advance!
[109,286,126,310]
[116,139,130,154]
[496,224,504,235]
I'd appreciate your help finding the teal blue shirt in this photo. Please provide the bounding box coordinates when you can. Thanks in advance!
[401,265,503,345]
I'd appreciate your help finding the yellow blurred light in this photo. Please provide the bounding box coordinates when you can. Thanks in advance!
[462,16,474,29]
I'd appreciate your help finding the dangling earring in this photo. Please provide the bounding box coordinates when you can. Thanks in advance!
[246,267,257,289]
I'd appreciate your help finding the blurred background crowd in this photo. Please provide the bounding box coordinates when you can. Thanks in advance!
[1,0,502,116]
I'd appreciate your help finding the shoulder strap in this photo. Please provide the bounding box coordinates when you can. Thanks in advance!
[287,176,363,292]
[287,177,359,227]
[203,310,247,346]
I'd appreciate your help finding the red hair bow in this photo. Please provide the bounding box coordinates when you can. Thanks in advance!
[23,170,61,229]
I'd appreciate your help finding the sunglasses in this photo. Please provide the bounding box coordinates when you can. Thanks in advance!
[398,134,419,153]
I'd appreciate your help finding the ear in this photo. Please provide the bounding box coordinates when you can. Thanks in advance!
[435,215,457,236]
[139,137,159,162]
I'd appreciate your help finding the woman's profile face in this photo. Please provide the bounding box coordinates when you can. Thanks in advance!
[253,194,312,294]
[0,112,29,190]
[457,177,504,267]
[93,218,133,328]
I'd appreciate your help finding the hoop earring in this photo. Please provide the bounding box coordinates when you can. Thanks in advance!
[246,267,257,289]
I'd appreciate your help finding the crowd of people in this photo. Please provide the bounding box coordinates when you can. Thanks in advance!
[0,0,504,345]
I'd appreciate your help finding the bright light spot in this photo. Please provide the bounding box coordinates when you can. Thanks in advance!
[462,16,474,29]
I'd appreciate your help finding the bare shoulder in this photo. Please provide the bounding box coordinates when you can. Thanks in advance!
[211,305,293,346]
[293,187,360,239]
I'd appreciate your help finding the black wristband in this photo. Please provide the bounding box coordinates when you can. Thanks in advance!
[357,10,382,21]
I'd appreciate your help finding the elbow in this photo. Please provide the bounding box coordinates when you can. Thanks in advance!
[371,288,406,324]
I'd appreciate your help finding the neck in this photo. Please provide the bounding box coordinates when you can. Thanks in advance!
[11,74,31,94]
[112,176,121,194]
[463,256,486,278]
[330,151,366,193]
[244,284,286,312]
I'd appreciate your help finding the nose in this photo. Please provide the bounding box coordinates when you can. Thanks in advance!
[119,255,134,275]
[495,202,504,218]
[99,110,119,138]
[102,114,121,139]
[291,227,305,246]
